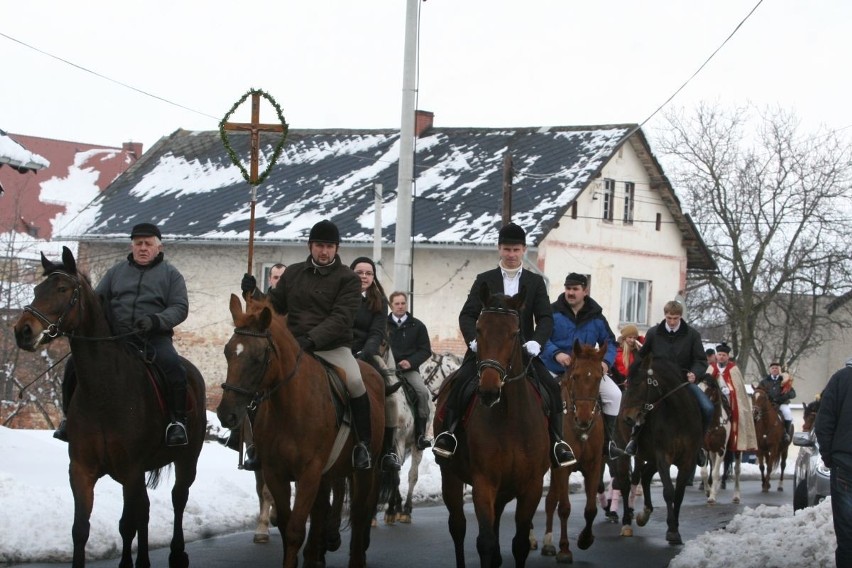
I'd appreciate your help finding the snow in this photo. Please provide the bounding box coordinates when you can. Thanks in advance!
[0,414,836,566]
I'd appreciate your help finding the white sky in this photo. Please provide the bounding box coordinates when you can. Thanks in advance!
[2,1,851,153]
[0,416,836,566]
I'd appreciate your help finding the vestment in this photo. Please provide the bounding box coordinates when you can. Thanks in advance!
[710,361,757,451]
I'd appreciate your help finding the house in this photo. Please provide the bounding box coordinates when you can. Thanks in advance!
[70,111,715,394]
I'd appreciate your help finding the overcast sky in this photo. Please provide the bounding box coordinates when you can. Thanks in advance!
[3,0,850,153]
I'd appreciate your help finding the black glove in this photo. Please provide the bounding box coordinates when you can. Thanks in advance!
[359,349,377,361]
[296,336,315,352]
[134,315,158,333]
[241,273,257,294]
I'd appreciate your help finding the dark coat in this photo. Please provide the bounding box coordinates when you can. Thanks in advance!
[388,313,432,369]
[352,294,388,358]
[815,359,852,471]
[637,319,708,379]
[542,294,617,375]
[758,374,797,405]
[268,255,360,350]
[458,267,553,348]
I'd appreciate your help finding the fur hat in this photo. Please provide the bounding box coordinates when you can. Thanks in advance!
[349,256,376,274]
[497,222,526,245]
[715,342,732,354]
[130,222,161,240]
[618,324,639,342]
[564,272,588,287]
[308,220,340,244]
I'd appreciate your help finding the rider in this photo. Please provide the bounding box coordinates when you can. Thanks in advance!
[540,272,625,458]
[758,360,797,443]
[432,222,577,468]
[54,222,191,447]
[350,256,402,472]
[387,290,434,451]
[623,300,713,467]
[709,342,758,453]
[241,219,374,470]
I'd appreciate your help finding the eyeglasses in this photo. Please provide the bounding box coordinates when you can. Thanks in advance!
[355,271,374,277]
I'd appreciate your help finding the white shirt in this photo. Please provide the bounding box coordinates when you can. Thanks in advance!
[501,266,522,297]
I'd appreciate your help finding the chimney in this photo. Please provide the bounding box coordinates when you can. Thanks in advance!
[122,142,143,159]
[414,110,434,138]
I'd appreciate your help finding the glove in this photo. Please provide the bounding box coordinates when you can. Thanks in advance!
[134,315,157,333]
[469,339,477,353]
[296,336,314,352]
[241,273,257,294]
[721,386,731,397]
[359,349,377,361]
[523,340,541,357]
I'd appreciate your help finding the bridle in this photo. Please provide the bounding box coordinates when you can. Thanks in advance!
[220,328,304,412]
[475,306,532,389]
[565,365,603,435]
[23,271,81,339]
[628,366,690,424]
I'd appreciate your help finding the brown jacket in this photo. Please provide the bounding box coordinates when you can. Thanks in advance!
[268,255,361,350]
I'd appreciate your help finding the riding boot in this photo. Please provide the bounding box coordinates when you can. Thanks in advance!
[380,427,402,472]
[783,420,792,444]
[623,424,642,456]
[350,393,372,470]
[166,384,189,447]
[414,415,432,450]
[549,401,577,468]
[243,444,261,471]
[603,414,626,458]
[432,407,458,459]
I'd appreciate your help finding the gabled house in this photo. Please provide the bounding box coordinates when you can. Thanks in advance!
[73,111,715,389]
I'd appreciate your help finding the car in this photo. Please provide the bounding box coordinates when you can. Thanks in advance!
[792,430,831,512]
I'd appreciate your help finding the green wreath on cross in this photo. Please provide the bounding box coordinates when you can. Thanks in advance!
[219,88,289,186]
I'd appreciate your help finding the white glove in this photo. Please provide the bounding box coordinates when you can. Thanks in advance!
[523,341,541,357]
[721,386,731,397]
[469,339,478,353]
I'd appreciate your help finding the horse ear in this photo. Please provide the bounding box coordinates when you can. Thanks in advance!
[572,338,583,354]
[259,307,272,331]
[229,293,244,322]
[40,251,55,273]
[61,246,77,273]
[478,281,491,305]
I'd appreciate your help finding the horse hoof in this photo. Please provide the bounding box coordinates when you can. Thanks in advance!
[777,486,784,492]
[620,526,633,537]
[577,533,594,550]
[371,518,378,528]
[636,509,651,527]
[541,544,557,557]
[253,533,269,544]
[666,531,683,545]
[556,551,573,564]
[384,514,397,525]
[399,514,411,524]
[707,498,716,505]
[733,496,741,504]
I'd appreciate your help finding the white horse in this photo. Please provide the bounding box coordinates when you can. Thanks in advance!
[699,377,740,504]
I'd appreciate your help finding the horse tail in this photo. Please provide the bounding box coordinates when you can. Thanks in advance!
[377,465,400,507]
[146,466,168,489]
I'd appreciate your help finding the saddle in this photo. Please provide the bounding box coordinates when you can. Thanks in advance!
[124,342,189,417]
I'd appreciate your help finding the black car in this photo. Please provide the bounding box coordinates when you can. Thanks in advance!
[792,430,831,511]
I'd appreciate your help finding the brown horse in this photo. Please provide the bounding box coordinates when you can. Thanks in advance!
[617,354,703,545]
[216,294,383,568]
[752,385,791,493]
[801,398,821,432]
[540,341,607,563]
[433,285,550,568]
[13,246,206,568]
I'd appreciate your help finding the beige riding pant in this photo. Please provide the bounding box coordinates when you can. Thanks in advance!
[315,346,366,397]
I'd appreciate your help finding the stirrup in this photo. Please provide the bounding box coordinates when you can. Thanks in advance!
[553,440,577,468]
[432,431,457,459]
[381,452,402,472]
[353,443,372,470]
[242,445,261,471]
[165,421,188,447]
[623,438,637,457]
[607,441,627,459]
[416,435,433,450]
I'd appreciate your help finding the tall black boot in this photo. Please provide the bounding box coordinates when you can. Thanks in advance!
[783,420,792,444]
[545,376,575,468]
[166,384,188,447]
[381,427,401,472]
[414,415,432,450]
[603,414,626,458]
[350,393,372,470]
[623,424,642,456]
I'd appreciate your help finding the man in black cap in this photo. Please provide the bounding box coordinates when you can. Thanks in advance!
[241,219,375,470]
[432,222,577,468]
[54,222,191,446]
[758,360,797,443]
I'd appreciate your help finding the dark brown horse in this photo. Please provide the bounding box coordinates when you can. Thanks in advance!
[801,398,821,432]
[13,246,206,568]
[433,285,550,568]
[540,341,607,563]
[752,385,790,492]
[216,294,383,568]
[617,354,703,545]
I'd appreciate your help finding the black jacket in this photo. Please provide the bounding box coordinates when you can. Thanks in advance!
[388,313,432,369]
[637,319,708,380]
[352,295,388,358]
[815,359,852,471]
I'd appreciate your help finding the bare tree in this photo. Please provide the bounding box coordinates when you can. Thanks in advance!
[657,102,852,376]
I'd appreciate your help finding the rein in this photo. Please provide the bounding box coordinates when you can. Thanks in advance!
[632,369,690,421]
[565,366,603,434]
[220,328,305,411]
[475,306,530,386]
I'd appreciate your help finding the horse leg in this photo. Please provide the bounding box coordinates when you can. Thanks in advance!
[707,452,723,505]
[540,468,561,557]
[778,446,789,492]
[635,462,656,527]
[168,458,197,568]
[657,460,685,545]
[758,453,769,493]
[254,474,273,544]
[578,464,603,551]
[349,467,381,568]
[441,472,467,568]
[272,471,317,568]
[472,480,500,568]
[69,462,97,568]
[303,479,332,568]
[732,453,742,504]
[511,485,542,568]
[119,476,150,568]
[400,448,422,524]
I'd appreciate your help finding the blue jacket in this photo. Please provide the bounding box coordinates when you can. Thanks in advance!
[542,294,616,375]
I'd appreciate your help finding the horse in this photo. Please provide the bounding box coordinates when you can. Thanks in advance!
[216,294,384,568]
[13,246,206,568]
[698,377,740,504]
[433,284,550,567]
[801,398,821,432]
[752,385,791,493]
[539,340,607,563]
[617,354,703,545]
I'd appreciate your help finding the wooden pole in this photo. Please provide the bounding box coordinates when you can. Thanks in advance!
[246,93,260,276]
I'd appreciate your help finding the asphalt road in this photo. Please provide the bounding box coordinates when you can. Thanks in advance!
[10,478,792,567]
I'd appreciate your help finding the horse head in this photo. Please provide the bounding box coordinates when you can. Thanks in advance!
[218,294,279,428]
[474,282,526,408]
[802,397,820,432]
[563,339,605,430]
[14,246,98,350]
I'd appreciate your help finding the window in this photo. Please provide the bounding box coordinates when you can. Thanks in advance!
[620,278,649,324]
[602,179,615,222]
[623,182,635,225]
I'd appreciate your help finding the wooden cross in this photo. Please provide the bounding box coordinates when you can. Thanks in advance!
[221,92,287,277]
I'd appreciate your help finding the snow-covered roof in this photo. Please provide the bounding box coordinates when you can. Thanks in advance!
[0,129,49,191]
